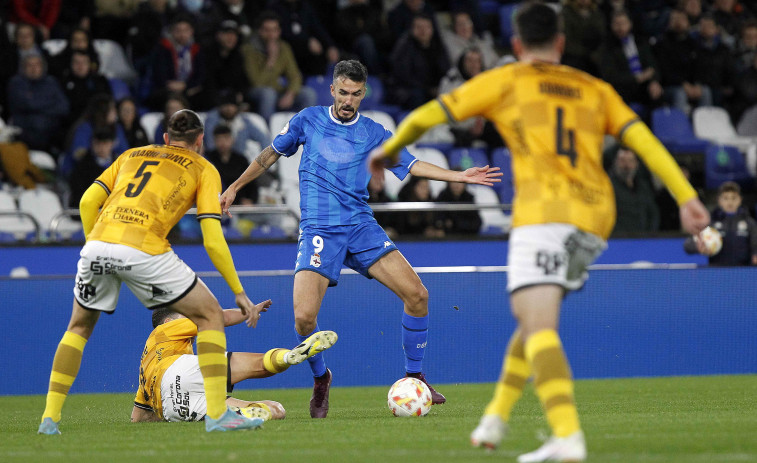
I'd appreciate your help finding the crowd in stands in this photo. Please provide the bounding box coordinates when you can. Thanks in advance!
[0,0,757,248]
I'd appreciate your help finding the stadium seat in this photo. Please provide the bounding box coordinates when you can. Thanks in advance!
[362,76,384,110]
[693,106,757,175]
[362,110,396,133]
[304,75,333,107]
[409,147,448,197]
[651,107,710,154]
[41,39,67,56]
[447,147,489,170]
[250,224,287,239]
[0,190,36,240]
[737,104,757,137]
[108,78,132,101]
[18,188,81,239]
[704,144,755,190]
[269,111,296,138]
[29,150,56,171]
[490,147,514,205]
[140,112,163,142]
[469,184,511,234]
[242,112,271,145]
[93,39,138,82]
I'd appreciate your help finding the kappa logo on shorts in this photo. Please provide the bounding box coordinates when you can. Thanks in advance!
[310,253,322,268]
[384,241,392,248]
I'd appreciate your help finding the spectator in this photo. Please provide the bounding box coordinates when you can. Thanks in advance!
[51,0,94,40]
[0,141,47,189]
[684,181,757,265]
[396,176,444,238]
[62,93,127,177]
[387,13,450,110]
[68,127,116,208]
[241,11,317,120]
[711,0,754,47]
[152,93,189,144]
[439,47,502,148]
[204,20,249,103]
[116,97,148,148]
[196,0,263,44]
[203,90,268,158]
[90,0,139,46]
[332,0,386,74]
[561,0,606,76]
[730,53,757,122]
[270,0,340,76]
[205,124,258,205]
[609,146,659,235]
[0,23,48,119]
[149,13,209,111]
[434,172,481,235]
[126,0,176,74]
[597,11,664,108]
[680,0,703,27]
[48,27,100,79]
[10,0,60,41]
[441,10,499,70]
[59,50,111,124]
[693,14,735,107]
[732,19,757,74]
[7,53,69,152]
[654,9,712,115]
[386,0,438,47]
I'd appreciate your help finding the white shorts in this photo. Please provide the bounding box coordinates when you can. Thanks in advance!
[73,241,197,312]
[161,353,232,422]
[507,224,606,293]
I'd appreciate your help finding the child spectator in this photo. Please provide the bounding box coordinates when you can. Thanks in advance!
[684,181,757,265]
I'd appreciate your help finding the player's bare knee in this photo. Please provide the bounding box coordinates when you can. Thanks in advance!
[404,283,429,315]
[294,315,317,335]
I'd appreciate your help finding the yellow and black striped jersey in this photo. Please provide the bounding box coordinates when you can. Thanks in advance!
[88,144,222,254]
[134,318,197,419]
[439,61,639,239]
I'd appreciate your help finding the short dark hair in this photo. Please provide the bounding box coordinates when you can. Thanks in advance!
[167,109,204,144]
[718,181,741,196]
[514,1,561,48]
[213,123,232,136]
[333,59,367,84]
[151,307,178,328]
[92,127,116,141]
[255,10,280,29]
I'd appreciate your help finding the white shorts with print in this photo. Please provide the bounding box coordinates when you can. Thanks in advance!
[507,224,607,293]
[160,353,233,422]
[73,240,197,312]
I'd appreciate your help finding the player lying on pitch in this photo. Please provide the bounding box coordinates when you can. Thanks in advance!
[131,306,338,423]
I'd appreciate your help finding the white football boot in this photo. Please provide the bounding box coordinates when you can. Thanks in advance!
[470,414,508,450]
[517,431,586,462]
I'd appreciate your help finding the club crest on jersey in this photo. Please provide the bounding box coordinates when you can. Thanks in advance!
[279,122,290,135]
[310,252,321,268]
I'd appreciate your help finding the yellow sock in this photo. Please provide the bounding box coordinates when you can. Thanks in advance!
[263,348,290,374]
[196,329,228,420]
[525,329,580,437]
[42,331,87,423]
[484,330,530,421]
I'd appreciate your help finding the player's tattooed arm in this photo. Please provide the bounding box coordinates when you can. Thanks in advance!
[255,146,281,170]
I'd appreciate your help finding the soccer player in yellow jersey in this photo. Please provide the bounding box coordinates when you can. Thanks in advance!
[131,307,338,423]
[39,110,271,435]
[370,2,710,461]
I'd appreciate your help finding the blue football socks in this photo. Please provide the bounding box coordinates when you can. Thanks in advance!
[402,312,429,374]
[296,324,327,378]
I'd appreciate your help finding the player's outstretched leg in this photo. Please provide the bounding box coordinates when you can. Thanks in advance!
[286,330,338,365]
[205,406,265,432]
[229,405,272,422]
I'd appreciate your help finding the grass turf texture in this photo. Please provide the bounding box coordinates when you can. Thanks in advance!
[3,375,755,463]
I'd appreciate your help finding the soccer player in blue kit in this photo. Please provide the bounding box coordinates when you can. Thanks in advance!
[220,60,502,418]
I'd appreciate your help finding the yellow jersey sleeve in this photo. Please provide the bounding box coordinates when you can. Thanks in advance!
[597,80,641,138]
[93,151,126,195]
[196,164,223,221]
[439,67,509,123]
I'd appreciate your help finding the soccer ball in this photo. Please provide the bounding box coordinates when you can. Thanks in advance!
[387,377,432,417]
[697,226,722,255]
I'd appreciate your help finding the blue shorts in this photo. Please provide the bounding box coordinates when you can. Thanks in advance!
[295,221,398,286]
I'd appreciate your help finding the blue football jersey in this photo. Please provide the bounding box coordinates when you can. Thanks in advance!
[272,106,417,226]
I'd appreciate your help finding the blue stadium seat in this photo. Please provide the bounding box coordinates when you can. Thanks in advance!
[250,225,287,239]
[108,78,132,101]
[361,76,384,110]
[651,107,710,154]
[499,3,520,45]
[304,75,333,107]
[704,145,755,190]
[447,147,489,170]
[490,147,514,205]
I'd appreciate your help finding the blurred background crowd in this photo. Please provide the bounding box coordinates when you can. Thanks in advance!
[1,0,757,246]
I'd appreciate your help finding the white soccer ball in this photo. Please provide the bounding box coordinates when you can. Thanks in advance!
[387,377,432,417]
[697,226,722,256]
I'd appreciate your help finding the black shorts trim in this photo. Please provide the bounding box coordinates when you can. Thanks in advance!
[294,267,338,287]
[364,247,398,279]
[74,297,115,315]
[226,351,234,393]
[509,282,568,297]
[147,275,198,310]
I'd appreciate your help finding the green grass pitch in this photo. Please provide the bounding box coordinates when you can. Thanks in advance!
[3,375,755,463]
